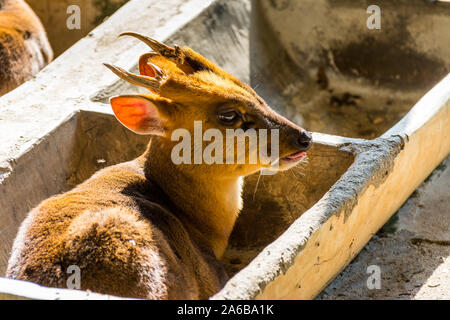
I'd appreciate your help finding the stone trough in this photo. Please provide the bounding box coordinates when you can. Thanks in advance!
[0,0,449,299]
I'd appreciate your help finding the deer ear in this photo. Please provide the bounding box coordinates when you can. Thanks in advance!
[110,95,170,136]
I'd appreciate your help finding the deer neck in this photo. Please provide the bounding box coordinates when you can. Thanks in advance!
[141,138,243,259]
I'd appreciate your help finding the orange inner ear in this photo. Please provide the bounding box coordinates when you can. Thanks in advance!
[110,96,162,135]
[139,53,157,78]
[139,53,159,94]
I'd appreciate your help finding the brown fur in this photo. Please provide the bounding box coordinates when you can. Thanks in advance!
[0,0,52,96]
[7,35,311,299]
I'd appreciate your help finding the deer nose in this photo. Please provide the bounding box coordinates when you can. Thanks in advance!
[296,130,312,151]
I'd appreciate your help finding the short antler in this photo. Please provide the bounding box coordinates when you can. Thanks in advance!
[119,32,184,65]
[103,63,162,93]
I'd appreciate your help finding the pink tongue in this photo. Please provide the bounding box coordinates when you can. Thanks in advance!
[286,151,307,160]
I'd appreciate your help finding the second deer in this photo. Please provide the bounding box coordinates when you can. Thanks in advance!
[0,0,52,96]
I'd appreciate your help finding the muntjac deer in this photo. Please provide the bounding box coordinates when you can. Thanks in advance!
[7,33,312,299]
[0,0,52,96]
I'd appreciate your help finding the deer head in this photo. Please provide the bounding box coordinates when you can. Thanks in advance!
[104,32,312,179]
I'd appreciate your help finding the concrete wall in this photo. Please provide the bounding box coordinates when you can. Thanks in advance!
[27,0,129,56]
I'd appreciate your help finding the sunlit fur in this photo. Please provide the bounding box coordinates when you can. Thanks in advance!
[0,0,52,96]
[7,36,310,299]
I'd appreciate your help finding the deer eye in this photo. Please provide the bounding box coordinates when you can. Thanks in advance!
[216,110,241,125]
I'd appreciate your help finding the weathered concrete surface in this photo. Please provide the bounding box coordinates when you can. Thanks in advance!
[27,0,130,56]
[250,0,450,139]
[318,156,449,300]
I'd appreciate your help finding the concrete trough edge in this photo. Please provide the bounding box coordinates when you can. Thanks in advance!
[0,277,124,300]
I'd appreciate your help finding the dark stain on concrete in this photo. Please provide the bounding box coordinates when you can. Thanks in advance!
[93,0,129,25]
[329,12,447,91]
[332,36,446,90]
